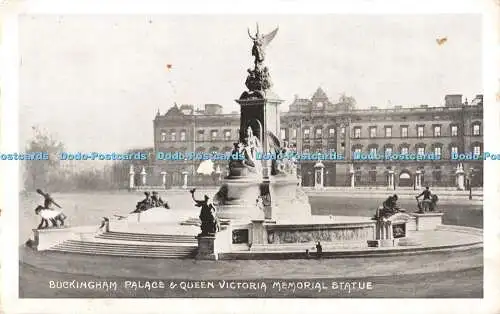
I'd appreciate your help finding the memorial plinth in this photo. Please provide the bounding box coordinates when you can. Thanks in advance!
[411,212,444,231]
[196,235,218,260]
[368,213,412,247]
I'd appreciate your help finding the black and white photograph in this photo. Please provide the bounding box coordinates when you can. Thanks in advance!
[1,1,499,313]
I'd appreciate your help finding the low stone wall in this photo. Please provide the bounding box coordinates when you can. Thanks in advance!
[32,226,98,251]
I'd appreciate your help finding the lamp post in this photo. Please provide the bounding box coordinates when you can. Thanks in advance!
[469,167,474,200]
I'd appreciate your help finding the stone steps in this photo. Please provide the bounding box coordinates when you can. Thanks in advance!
[49,240,197,258]
[96,231,197,244]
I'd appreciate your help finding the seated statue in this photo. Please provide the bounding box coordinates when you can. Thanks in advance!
[416,194,439,213]
[430,194,439,211]
[131,192,155,213]
[243,126,261,158]
[373,194,401,220]
[228,141,260,177]
[34,205,57,229]
[190,188,220,236]
[151,191,170,209]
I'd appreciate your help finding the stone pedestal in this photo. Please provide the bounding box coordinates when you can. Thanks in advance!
[411,212,444,231]
[368,213,411,248]
[216,179,263,220]
[388,170,394,189]
[32,227,95,251]
[141,167,147,186]
[314,161,325,189]
[349,164,355,188]
[235,96,284,158]
[415,170,422,189]
[196,235,218,260]
[161,171,167,187]
[129,165,135,189]
[456,163,465,191]
[267,175,311,221]
[251,219,267,247]
[182,171,188,189]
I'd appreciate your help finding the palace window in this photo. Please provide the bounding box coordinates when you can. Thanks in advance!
[303,128,310,139]
[354,127,361,139]
[369,167,377,183]
[291,128,297,139]
[385,127,392,138]
[433,170,442,182]
[417,126,424,138]
[370,147,377,155]
[197,130,204,141]
[341,127,345,135]
[329,128,335,137]
[224,130,231,141]
[433,126,441,137]
[473,146,481,156]
[451,146,458,155]
[280,128,286,140]
[354,148,362,154]
[160,131,167,142]
[210,130,218,140]
[401,126,408,138]
[369,127,377,138]
[451,125,458,137]
[434,147,441,158]
[315,128,322,138]
[180,130,186,141]
[401,147,409,155]
[385,147,393,156]
[472,123,481,136]
[170,131,176,141]
[417,147,425,155]
[355,167,362,184]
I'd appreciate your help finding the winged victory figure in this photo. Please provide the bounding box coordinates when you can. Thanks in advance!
[248,23,279,67]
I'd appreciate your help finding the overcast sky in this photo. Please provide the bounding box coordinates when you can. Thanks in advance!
[19,14,482,153]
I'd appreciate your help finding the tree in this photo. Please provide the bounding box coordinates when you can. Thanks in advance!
[24,126,65,191]
[339,93,356,107]
[110,147,154,188]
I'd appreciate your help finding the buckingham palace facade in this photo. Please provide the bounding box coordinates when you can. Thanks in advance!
[152,88,483,188]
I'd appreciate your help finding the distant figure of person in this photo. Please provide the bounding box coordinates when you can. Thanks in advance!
[305,249,310,259]
[151,191,170,209]
[315,241,323,258]
[35,189,66,227]
[416,187,432,212]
